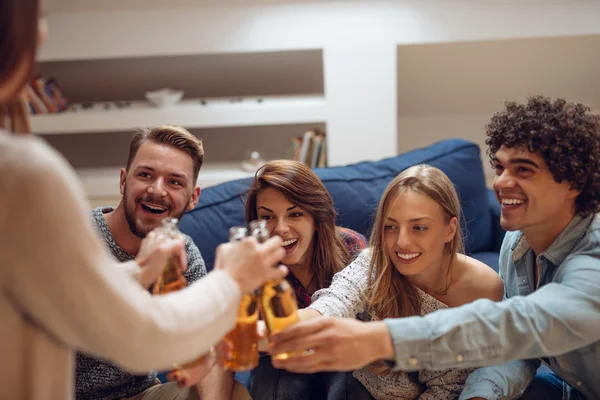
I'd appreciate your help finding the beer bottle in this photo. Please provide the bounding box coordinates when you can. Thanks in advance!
[250,219,300,360]
[217,226,260,371]
[150,217,197,378]
[151,217,187,295]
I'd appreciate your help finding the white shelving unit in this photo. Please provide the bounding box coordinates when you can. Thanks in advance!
[40,0,599,204]
[34,42,330,202]
[31,95,327,135]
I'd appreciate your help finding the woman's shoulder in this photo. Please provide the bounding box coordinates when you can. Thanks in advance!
[0,133,81,198]
[453,254,504,302]
[1,133,61,172]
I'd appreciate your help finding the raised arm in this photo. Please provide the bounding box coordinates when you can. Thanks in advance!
[1,138,285,373]
[269,248,600,378]
[384,249,600,372]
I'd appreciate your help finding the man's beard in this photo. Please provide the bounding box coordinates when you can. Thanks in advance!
[123,189,189,238]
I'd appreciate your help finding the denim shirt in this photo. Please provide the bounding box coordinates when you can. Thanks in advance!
[384,213,600,400]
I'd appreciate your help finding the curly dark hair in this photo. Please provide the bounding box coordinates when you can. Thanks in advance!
[486,95,600,216]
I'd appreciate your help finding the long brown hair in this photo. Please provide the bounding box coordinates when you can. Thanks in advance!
[0,0,40,133]
[245,160,349,289]
[365,164,464,321]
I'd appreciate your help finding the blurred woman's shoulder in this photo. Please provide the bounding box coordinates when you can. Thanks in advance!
[0,131,84,204]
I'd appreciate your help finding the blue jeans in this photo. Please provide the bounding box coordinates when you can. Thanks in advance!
[521,372,586,400]
[250,355,374,400]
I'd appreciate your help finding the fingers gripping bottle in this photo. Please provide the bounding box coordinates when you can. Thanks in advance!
[151,217,187,295]
[250,219,300,360]
[217,226,260,371]
[150,217,197,375]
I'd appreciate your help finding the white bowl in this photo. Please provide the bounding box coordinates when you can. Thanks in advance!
[145,89,184,107]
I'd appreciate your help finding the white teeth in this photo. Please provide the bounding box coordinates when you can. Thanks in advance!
[502,199,525,205]
[282,239,298,247]
[396,252,420,260]
[143,203,166,211]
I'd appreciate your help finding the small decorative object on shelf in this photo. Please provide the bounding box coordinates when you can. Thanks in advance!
[145,88,184,107]
[69,101,132,112]
[241,150,266,173]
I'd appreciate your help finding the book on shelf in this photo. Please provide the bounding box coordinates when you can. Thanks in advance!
[25,75,70,115]
[287,129,327,168]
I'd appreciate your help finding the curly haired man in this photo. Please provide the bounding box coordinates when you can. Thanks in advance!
[266,96,600,400]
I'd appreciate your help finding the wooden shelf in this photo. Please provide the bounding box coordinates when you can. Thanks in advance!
[31,95,327,135]
[78,162,256,198]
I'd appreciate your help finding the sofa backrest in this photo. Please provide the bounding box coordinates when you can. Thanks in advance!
[180,138,492,271]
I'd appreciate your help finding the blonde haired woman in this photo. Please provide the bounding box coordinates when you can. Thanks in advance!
[298,164,503,399]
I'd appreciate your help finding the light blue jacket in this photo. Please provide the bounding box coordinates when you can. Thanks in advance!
[384,213,600,400]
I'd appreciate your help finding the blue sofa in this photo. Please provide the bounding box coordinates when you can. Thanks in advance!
[180,138,505,272]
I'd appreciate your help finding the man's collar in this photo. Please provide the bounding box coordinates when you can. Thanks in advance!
[512,213,594,265]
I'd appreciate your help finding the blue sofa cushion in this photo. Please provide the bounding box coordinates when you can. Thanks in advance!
[471,252,499,273]
[180,139,493,271]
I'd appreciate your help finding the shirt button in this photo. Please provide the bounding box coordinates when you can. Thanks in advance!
[456,355,464,362]
[408,356,418,366]
[576,381,582,386]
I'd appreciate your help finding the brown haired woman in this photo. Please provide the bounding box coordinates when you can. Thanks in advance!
[0,2,287,399]
[299,164,504,399]
[245,160,373,399]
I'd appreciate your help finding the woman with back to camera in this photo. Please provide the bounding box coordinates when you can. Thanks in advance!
[0,2,287,399]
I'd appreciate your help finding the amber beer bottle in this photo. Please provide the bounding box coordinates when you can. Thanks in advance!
[150,217,195,376]
[151,217,187,295]
[250,219,301,360]
[217,226,260,371]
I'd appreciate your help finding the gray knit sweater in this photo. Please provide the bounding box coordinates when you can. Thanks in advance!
[75,207,206,400]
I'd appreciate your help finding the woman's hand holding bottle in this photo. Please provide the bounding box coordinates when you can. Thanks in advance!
[214,236,287,295]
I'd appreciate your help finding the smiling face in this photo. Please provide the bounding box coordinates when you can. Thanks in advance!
[491,145,579,236]
[383,189,457,278]
[120,141,200,238]
[256,187,316,269]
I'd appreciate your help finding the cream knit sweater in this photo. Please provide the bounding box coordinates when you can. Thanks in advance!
[0,132,240,400]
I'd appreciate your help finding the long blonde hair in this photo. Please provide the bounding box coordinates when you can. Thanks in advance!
[365,164,464,321]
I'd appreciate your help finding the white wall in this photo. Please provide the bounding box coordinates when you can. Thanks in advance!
[396,34,600,188]
[40,0,600,61]
[398,114,493,184]
[40,0,600,167]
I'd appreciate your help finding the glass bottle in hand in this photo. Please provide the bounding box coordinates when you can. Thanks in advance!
[151,217,187,295]
[217,226,260,371]
[250,219,300,360]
